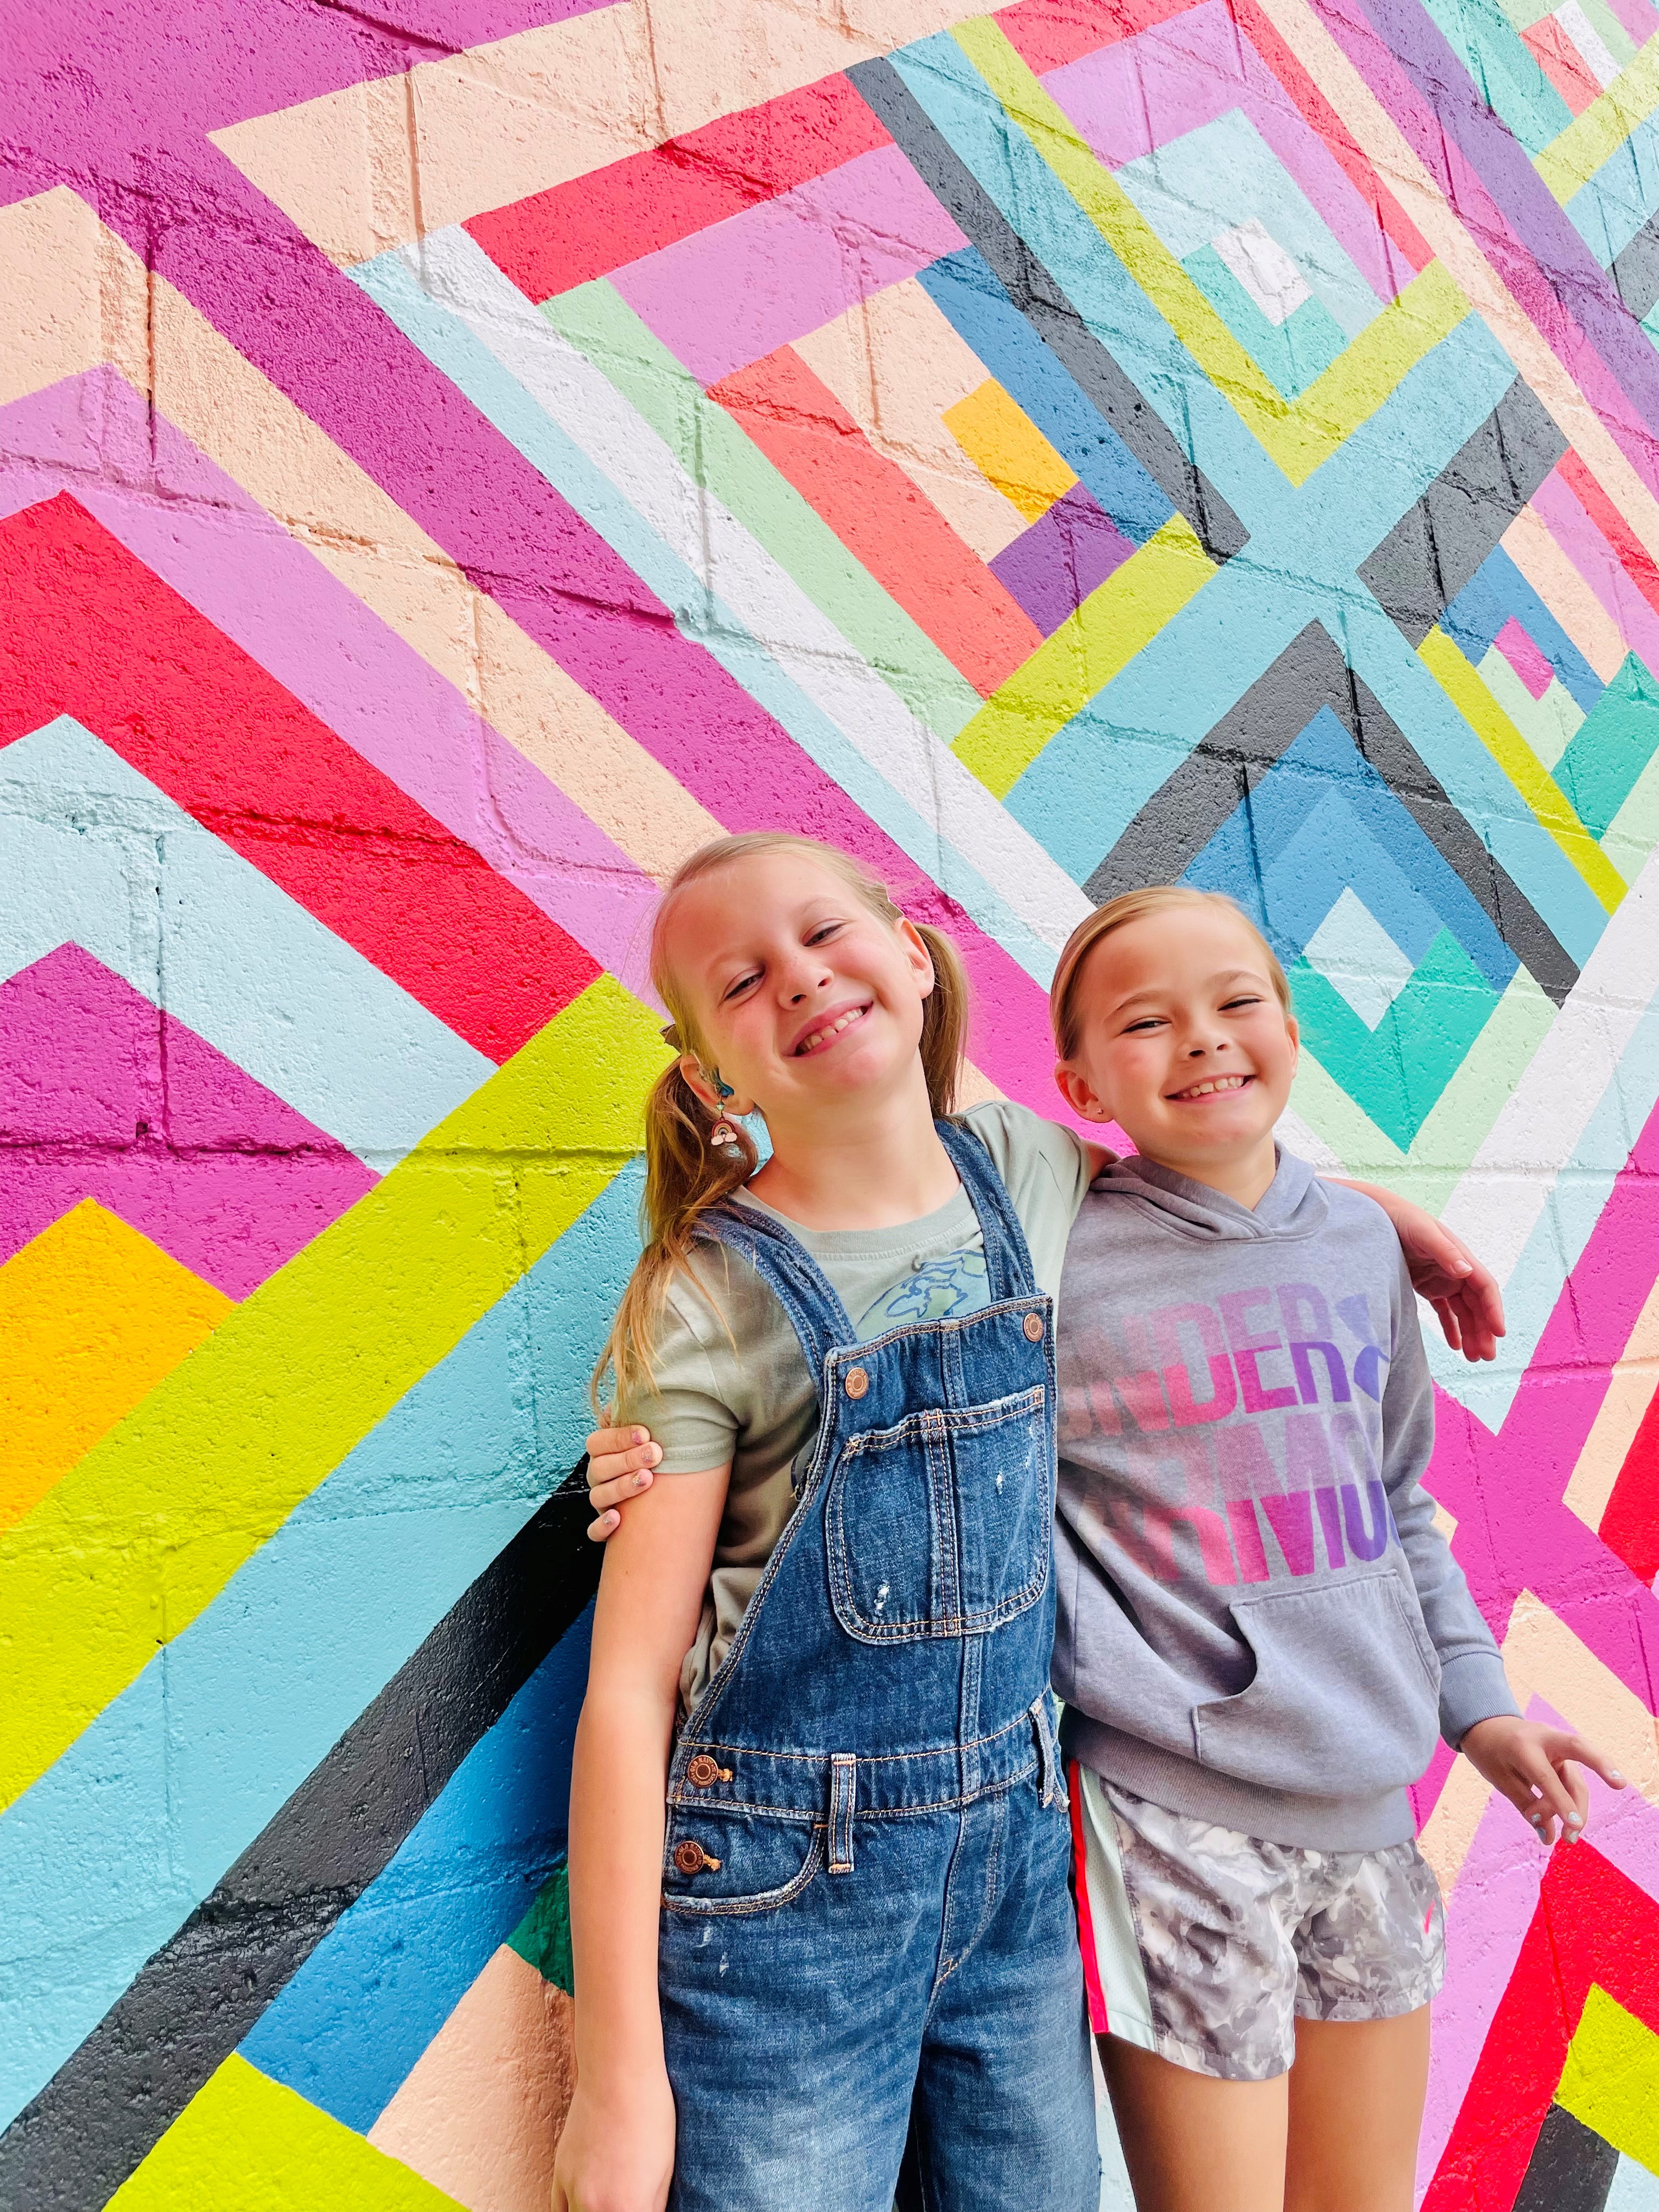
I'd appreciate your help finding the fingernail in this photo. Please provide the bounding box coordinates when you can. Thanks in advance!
[634,1470,652,1490]
[1611,1771,1627,1785]
[1566,1813,1583,1828]
[633,1429,648,1444]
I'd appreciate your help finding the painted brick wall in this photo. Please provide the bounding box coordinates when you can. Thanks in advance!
[3,1,1659,2204]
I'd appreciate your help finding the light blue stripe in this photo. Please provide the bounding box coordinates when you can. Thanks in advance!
[0,1163,640,2131]
[1417,0,1573,155]
[1569,108,1659,264]
[0,717,488,1164]
[1429,992,1659,1422]
[352,247,1063,991]
[1608,2153,1659,2212]
[890,33,1289,521]
[241,1613,592,2131]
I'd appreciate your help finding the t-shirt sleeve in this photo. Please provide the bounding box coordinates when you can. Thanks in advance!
[616,1271,743,1476]
[961,1099,1093,1232]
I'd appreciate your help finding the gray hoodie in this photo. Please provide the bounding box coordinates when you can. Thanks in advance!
[1053,1150,1516,1850]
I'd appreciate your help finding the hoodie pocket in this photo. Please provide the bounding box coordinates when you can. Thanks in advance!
[1191,1572,1441,1799]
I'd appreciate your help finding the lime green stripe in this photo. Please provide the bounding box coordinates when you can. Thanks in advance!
[951,515,1212,798]
[110,2056,463,2209]
[951,18,1468,486]
[0,974,662,1814]
[1536,29,1659,201]
[1558,1986,1659,2170]
[546,281,983,741]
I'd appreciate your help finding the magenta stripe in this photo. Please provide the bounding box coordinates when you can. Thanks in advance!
[1532,462,1659,669]
[1425,1088,1659,1703]
[1311,0,1659,504]
[1046,0,1418,304]
[0,369,659,994]
[0,945,375,1297]
[611,144,968,386]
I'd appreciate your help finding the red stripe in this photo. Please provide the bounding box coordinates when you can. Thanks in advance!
[1068,1760,1111,2035]
[997,0,1208,73]
[464,74,891,303]
[1521,16,1600,116]
[1599,1383,1659,1585]
[0,495,599,1062]
[1559,449,1659,622]
[710,346,1045,699]
[1423,1842,1659,2210]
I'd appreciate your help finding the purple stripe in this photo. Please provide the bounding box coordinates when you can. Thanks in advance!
[1531,462,1659,667]
[989,483,1134,636]
[0,368,658,990]
[1312,0,1659,500]
[0,945,375,1298]
[1047,0,1418,304]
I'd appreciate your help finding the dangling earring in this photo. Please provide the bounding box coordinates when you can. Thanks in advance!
[707,1070,741,1154]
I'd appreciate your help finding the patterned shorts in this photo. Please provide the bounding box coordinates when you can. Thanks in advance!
[1069,1764,1445,2081]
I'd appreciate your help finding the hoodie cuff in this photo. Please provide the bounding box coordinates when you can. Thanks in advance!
[1439,1650,1521,1748]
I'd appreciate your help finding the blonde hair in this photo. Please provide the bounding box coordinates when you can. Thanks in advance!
[1049,886,1291,1060]
[595,833,970,1416]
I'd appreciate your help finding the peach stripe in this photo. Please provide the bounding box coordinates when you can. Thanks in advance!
[368,1946,575,2212]
[212,0,995,268]
[1251,0,1659,596]
[793,278,1031,564]
[0,187,720,888]
[1563,1272,1659,1533]
[1502,502,1630,684]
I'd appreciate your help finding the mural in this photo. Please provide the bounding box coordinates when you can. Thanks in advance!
[4,0,1659,2202]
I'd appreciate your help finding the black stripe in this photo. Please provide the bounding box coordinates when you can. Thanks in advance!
[1085,620,1579,1005]
[1514,2102,1621,2212]
[1613,208,1659,326]
[846,55,1248,563]
[0,1474,601,2212]
[1358,379,1568,645]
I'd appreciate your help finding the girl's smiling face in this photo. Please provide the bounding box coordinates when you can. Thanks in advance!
[1055,905,1299,1190]
[666,850,937,1123]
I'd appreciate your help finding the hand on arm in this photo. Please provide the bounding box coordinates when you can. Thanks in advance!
[584,1427,664,1541]
[1458,1716,1626,1847]
[552,1462,728,2212]
[1330,1178,1505,1363]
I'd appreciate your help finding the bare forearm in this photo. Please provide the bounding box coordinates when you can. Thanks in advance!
[567,1680,678,2084]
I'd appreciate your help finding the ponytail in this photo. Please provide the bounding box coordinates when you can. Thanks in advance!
[593,836,971,1418]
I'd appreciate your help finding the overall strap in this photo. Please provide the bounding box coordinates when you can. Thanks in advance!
[935,1118,1040,1304]
[694,1200,857,1379]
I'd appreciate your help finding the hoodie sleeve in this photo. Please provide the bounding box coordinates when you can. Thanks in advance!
[1381,1253,1520,1747]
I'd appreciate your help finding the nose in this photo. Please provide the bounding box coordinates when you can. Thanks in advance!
[778,946,833,1005]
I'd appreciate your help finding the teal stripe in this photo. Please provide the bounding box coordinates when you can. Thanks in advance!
[1418,0,1574,155]
[546,281,982,743]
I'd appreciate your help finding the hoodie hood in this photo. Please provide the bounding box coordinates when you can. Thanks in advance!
[1088,1145,1328,1244]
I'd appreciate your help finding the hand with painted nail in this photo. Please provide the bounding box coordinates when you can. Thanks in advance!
[584,1425,663,1542]
[1458,1715,1626,1847]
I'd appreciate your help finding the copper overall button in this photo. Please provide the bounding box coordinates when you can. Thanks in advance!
[686,1754,721,1788]
[1023,1313,1045,1342]
[674,1839,712,1875]
[844,1365,870,1399]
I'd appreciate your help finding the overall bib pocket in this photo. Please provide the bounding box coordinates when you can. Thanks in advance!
[1192,1572,1441,1798]
[826,1385,1050,1641]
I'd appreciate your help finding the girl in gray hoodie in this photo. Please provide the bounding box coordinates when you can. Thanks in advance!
[1048,885,1620,2212]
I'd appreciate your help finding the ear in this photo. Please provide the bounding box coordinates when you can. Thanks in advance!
[1284,1012,1300,1077]
[1054,1060,1114,1123]
[680,1056,756,1120]
[896,917,936,998]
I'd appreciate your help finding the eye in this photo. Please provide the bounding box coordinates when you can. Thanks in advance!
[806,919,845,946]
[1221,995,1263,1011]
[722,970,761,1003]
[1122,1016,1165,1034]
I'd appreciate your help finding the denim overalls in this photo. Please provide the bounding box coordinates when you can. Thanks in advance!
[658,1121,1099,2212]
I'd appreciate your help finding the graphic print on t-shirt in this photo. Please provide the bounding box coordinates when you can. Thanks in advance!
[1058,1279,1396,1592]
[857,1248,990,1337]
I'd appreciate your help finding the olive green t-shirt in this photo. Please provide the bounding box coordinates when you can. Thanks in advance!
[625,1102,1092,1711]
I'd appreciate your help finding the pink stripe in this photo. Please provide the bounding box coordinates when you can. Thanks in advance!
[0,945,375,1299]
[1068,1762,1111,2035]
[611,144,968,386]
[1046,0,1418,305]
[1600,0,1658,53]
[1493,614,1556,699]
[0,369,659,995]
[1532,462,1659,673]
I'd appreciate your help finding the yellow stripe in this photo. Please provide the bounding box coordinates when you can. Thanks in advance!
[1556,1985,1659,2172]
[110,2055,464,2209]
[942,376,1076,521]
[0,974,661,1815]
[951,18,1468,486]
[1418,626,1627,910]
[952,515,1213,798]
[1536,30,1659,203]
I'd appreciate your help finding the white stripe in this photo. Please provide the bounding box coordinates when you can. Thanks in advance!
[1075,1765,1159,2049]
[408,227,1093,969]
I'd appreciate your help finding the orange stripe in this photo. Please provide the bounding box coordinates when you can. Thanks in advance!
[1068,1760,1110,2035]
[709,345,1045,698]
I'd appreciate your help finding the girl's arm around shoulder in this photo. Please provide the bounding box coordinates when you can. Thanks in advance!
[552,1462,729,2212]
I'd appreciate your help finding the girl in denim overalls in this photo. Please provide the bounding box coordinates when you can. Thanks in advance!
[553,833,1102,2212]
